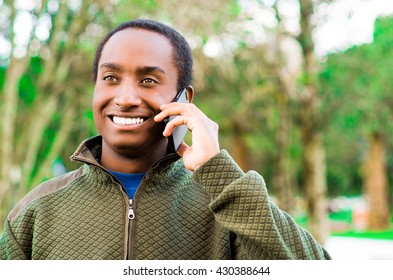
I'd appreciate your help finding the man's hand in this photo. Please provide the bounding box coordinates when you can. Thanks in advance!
[154,102,220,171]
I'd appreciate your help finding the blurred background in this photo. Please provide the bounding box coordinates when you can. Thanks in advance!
[0,0,392,259]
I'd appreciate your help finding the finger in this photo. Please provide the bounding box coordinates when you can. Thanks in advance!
[154,103,185,122]
[154,110,168,122]
[177,142,189,158]
[160,102,198,118]
[162,116,190,137]
[160,101,189,111]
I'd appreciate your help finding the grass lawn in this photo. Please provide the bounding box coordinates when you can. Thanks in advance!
[295,209,393,241]
[328,209,393,240]
[331,230,393,240]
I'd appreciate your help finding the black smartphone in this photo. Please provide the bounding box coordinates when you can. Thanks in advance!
[166,88,189,153]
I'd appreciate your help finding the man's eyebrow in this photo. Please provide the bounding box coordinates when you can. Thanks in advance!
[99,62,123,71]
[99,63,166,75]
[136,66,166,75]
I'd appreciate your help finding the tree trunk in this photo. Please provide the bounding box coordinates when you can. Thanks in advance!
[269,3,297,214]
[302,130,329,242]
[363,132,390,230]
[298,0,329,244]
[273,101,295,213]
[231,121,252,172]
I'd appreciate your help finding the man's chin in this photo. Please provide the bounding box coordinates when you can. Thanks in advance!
[108,138,168,159]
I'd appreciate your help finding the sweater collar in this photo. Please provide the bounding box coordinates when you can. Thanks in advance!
[70,135,103,167]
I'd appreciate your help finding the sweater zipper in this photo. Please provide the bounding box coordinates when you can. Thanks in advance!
[128,199,135,219]
[124,155,178,259]
[127,199,136,260]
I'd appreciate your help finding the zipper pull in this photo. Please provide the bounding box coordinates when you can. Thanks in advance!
[128,199,135,220]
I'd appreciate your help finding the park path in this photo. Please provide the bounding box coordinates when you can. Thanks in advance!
[324,236,393,259]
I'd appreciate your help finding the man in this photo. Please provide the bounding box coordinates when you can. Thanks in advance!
[0,19,330,260]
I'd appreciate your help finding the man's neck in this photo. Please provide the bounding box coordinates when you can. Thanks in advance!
[100,141,168,174]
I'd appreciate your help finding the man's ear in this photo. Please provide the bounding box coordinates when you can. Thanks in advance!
[186,86,194,103]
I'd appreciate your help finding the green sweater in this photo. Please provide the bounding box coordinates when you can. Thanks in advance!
[0,136,330,260]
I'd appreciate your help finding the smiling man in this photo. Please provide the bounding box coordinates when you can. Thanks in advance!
[0,19,330,260]
[94,28,180,174]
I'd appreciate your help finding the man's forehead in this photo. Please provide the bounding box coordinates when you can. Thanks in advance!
[107,28,172,49]
[101,29,173,61]
[98,29,176,76]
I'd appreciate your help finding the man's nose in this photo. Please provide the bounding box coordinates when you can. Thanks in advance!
[114,84,142,109]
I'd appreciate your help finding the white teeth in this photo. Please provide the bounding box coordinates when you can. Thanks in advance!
[112,116,144,126]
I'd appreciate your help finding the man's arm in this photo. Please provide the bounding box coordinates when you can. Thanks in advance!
[193,150,331,260]
[0,220,28,260]
[156,100,330,259]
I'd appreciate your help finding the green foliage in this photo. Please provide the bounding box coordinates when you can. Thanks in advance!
[18,58,41,105]
[320,16,393,196]
[0,67,5,90]
[329,210,352,223]
[331,230,393,240]
[112,0,159,24]
[229,0,241,16]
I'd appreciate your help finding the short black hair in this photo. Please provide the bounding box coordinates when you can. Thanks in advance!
[92,19,193,91]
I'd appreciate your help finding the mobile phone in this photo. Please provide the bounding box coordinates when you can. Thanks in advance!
[166,88,189,153]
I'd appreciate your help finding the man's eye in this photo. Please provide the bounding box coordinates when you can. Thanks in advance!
[103,75,118,82]
[141,78,157,84]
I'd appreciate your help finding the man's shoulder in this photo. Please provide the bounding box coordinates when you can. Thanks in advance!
[8,167,86,223]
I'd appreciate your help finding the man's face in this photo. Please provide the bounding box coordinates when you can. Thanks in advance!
[93,28,178,157]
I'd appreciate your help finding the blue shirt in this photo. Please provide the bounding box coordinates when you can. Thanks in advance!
[109,170,145,198]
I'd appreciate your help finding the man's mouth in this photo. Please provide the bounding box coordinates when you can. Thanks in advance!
[112,116,146,126]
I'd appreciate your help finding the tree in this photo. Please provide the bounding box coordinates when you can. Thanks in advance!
[296,0,329,243]
[320,16,393,230]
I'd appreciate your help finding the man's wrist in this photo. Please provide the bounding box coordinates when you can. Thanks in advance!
[192,150,244,198]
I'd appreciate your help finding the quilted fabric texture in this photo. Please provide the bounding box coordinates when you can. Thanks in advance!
[1,166,126,260]
[193,152,329,259]
[0,136,330,260]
